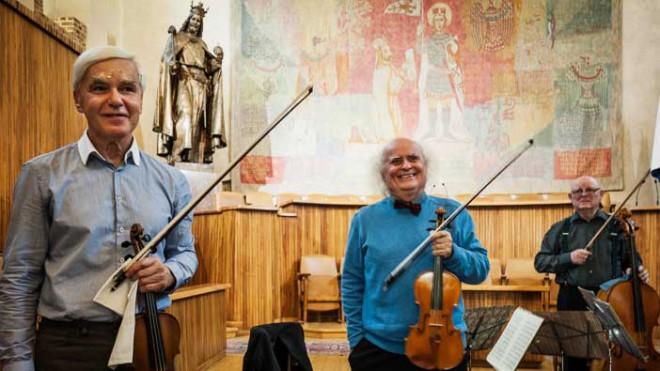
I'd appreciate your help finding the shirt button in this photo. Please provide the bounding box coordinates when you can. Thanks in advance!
[589,270,593,274]
[119,257,125,263]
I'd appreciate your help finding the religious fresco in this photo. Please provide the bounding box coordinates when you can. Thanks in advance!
[230,0,622,195]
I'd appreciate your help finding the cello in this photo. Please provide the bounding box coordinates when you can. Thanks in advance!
[405,208,464,370]
[129,224,181,371]
[591,209,660,371]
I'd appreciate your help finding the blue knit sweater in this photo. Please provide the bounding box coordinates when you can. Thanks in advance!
[341,193,489,354]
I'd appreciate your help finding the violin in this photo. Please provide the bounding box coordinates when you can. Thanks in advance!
[129,224,181,371]
[405,207,464,369]
[591,209,660,371]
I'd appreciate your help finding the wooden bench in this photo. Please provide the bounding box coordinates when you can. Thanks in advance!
[168,283,231,371]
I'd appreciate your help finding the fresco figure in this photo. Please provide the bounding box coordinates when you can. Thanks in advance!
[568,55,606,133]
[370,38,407,141]
[295,0,339,96]
[417,2,464,140]
[153,2,226,164]
[469,0,514,52]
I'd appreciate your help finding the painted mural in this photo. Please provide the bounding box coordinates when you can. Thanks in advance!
[230,0,622,195]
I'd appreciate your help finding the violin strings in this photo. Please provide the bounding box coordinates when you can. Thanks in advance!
[134,228,168,371]
[146,292,166,370]
[154,295,166,370]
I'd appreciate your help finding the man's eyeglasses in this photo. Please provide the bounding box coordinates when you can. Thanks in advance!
[570,187,601,196]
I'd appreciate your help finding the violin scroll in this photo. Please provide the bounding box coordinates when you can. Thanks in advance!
[614,208,639,237]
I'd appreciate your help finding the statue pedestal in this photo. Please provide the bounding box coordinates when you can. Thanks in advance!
[174,161,215,173]
[176,162,225,213]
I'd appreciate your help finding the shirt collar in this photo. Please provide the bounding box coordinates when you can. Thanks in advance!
[570,208,608,223]
[77,130,141,166]
[389,192,428,206]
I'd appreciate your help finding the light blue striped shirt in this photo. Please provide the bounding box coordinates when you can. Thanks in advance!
[0,133,197,370]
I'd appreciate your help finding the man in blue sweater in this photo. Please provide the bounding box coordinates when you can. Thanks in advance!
[341,138,489,370]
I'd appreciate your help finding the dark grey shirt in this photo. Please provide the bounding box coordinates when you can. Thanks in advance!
[534,210,628,287]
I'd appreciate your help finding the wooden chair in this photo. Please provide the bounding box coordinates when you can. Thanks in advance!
[489,257,505,284]
[502,257,551,310]
[466,257,504,286]
[243,322,313,371]
[548,274,559,307]
[296,255,343,323]
[501,257,549,286]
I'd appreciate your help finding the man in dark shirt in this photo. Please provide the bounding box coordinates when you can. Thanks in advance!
[534,175,649,370]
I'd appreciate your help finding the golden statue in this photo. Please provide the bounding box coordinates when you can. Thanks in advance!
[153,2,226,164]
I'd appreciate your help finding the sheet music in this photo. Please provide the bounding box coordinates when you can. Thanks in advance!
[487,307,544,371]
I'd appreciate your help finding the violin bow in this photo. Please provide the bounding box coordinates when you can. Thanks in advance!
[383,139,534,290]
[584,169,650,252]
[109,85,314,290]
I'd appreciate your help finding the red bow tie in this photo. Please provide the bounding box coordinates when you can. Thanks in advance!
[394,200,422,216]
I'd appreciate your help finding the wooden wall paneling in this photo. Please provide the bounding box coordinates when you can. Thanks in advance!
[288,204,356,259]
[191,211,236,325]
[278,214,303,321]
[469,205,574,261]
[193,211,236,285]
[281,204,357,322]
[1,2,85,250]
[235,209,280,327]
[191,201,660,331]
[630,209,659,289]
[168,284,229,371]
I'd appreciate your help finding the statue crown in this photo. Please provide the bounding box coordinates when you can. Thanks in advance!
[190,1,209,17]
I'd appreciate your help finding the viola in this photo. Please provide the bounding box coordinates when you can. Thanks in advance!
[591,209,660,371]
[129,224,181,371]
[405,207,464,369]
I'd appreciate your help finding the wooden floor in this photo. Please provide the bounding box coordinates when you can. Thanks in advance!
[210,322,555,370]
[208,354,350,371]
[208,354,555,370]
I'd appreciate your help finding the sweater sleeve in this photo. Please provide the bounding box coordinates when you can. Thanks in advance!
[443,208,489,285]
[341,212,365,348]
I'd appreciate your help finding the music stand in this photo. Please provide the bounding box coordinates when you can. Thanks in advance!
[465,306,514,370]
[529,311,609,362]
[465,306,515,351]
[578,287,647,362]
